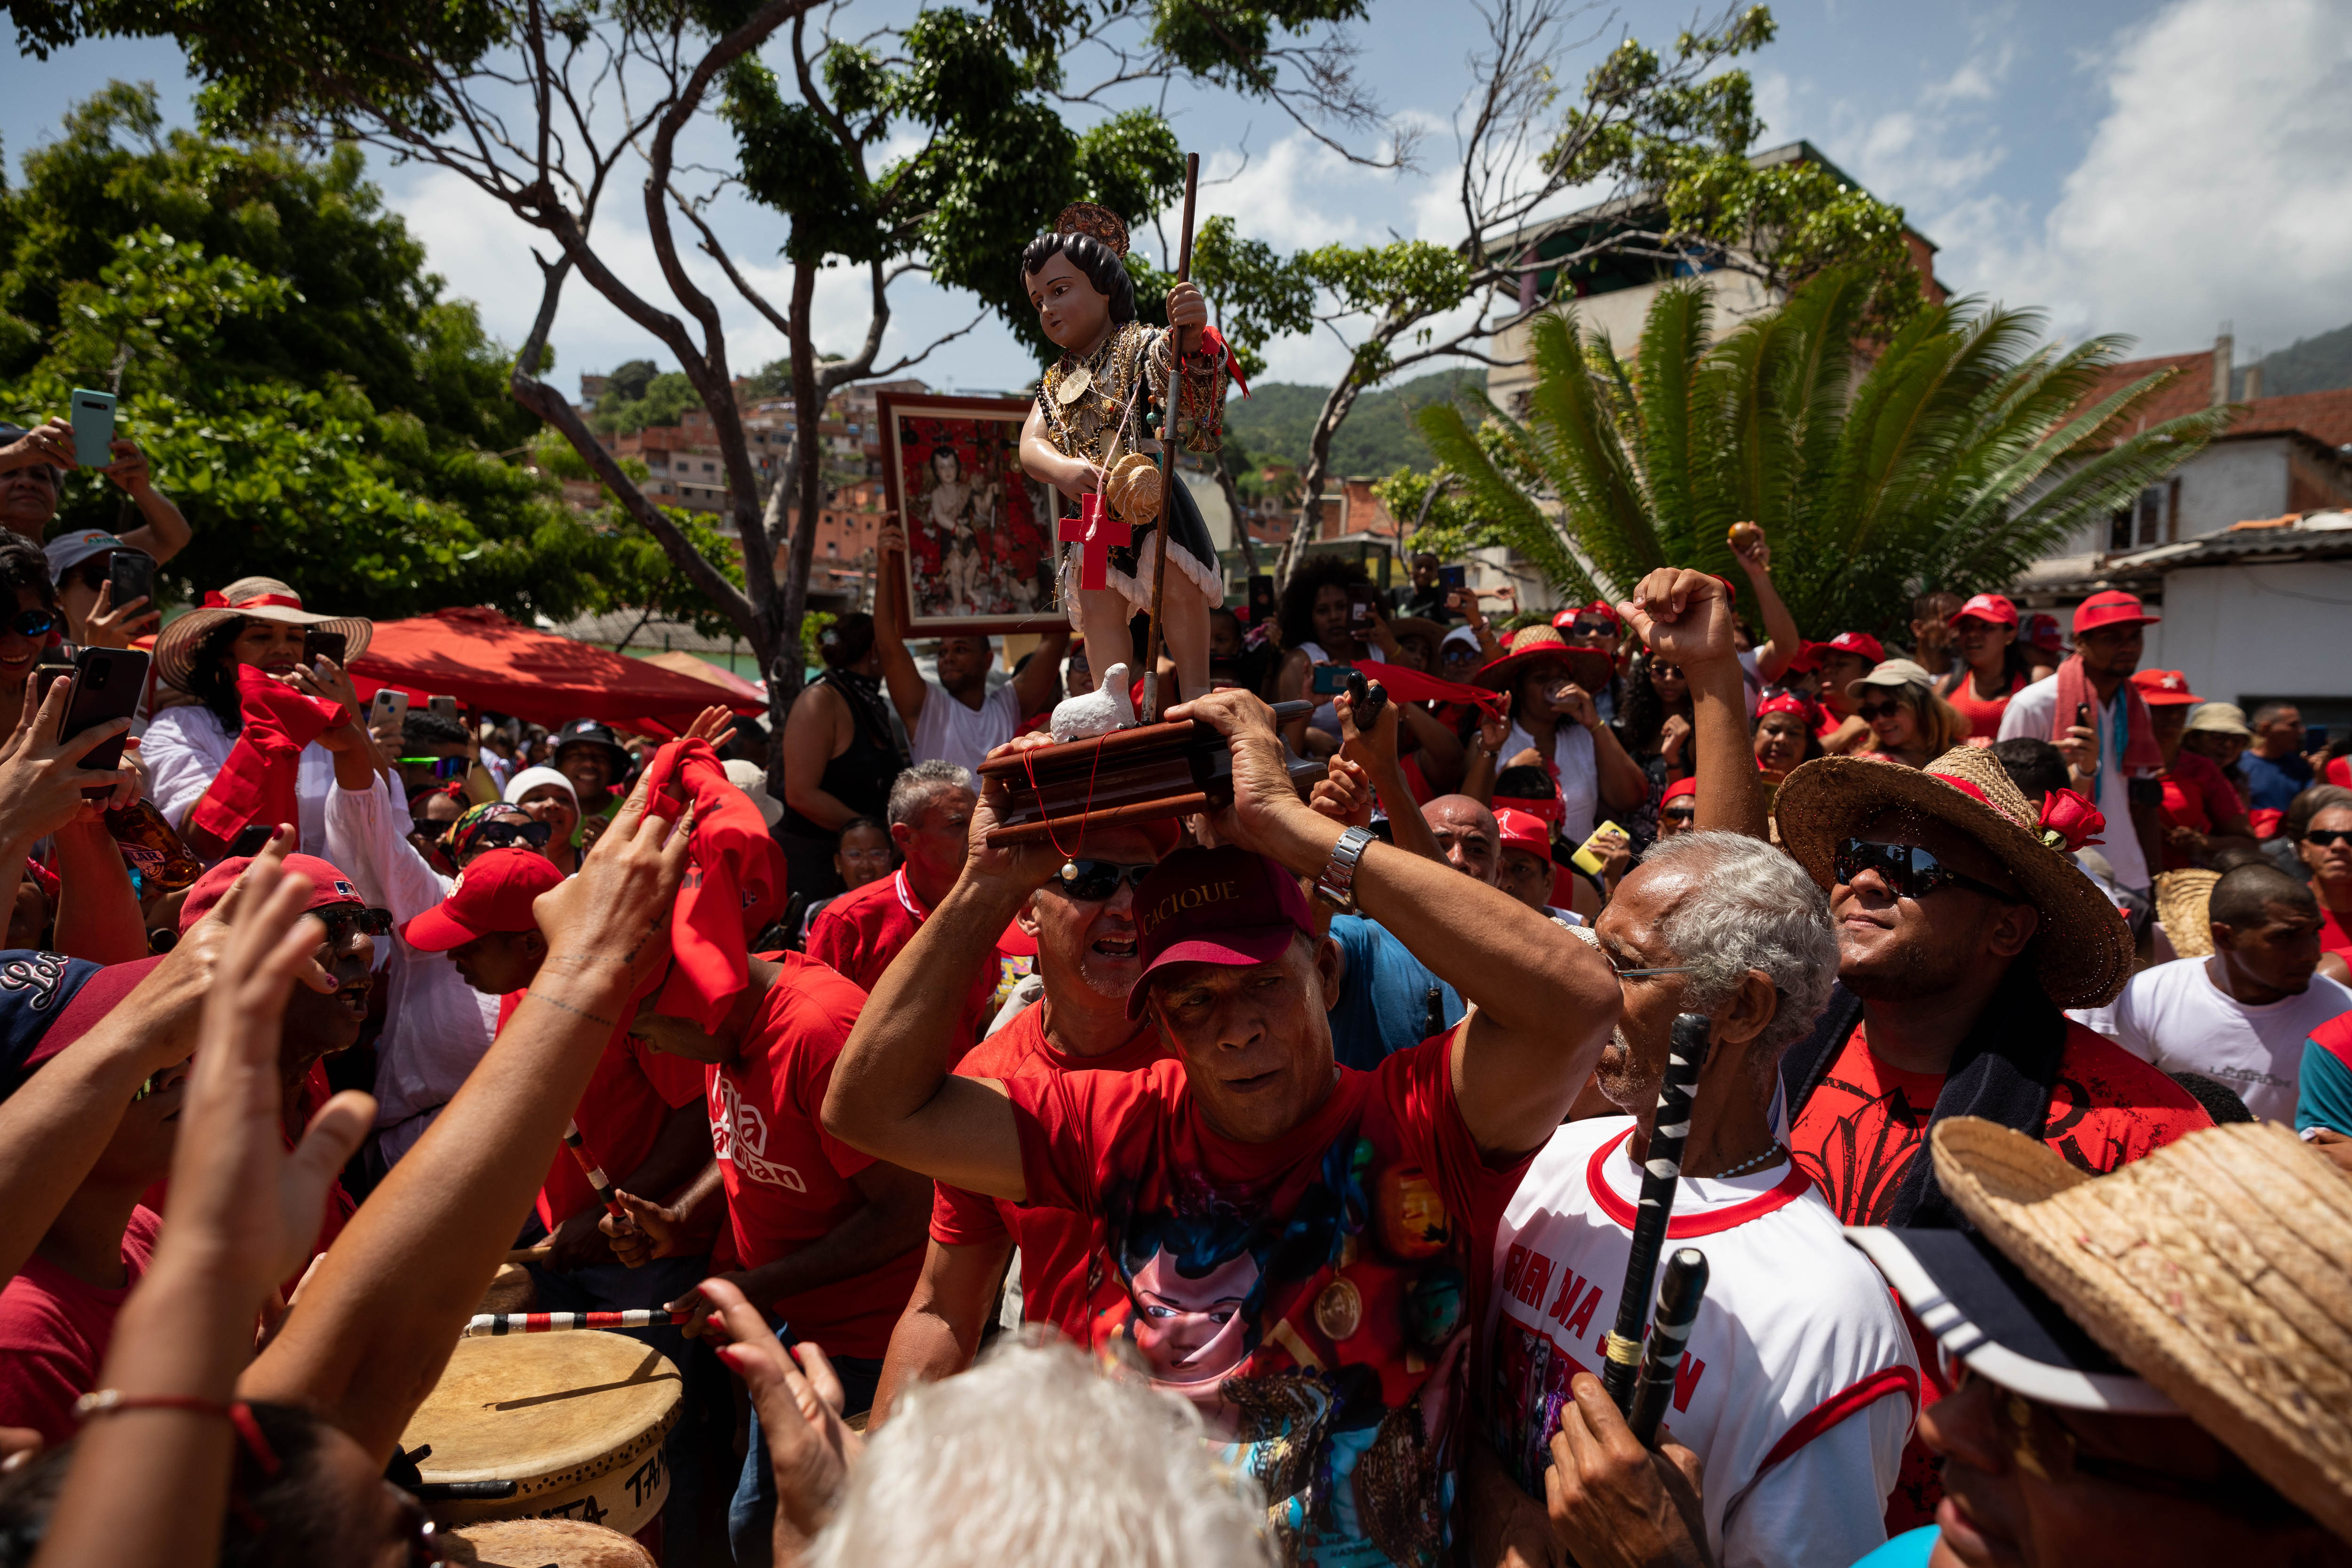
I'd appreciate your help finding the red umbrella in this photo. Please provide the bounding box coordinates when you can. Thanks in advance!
[350,606,767,734]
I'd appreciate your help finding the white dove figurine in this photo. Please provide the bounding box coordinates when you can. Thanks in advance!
[1049,661,1136,742]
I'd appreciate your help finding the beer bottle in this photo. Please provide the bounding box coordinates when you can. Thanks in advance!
[104,798,204,891]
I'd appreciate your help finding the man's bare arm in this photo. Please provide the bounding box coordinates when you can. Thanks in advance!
[869,1235,1012,1429]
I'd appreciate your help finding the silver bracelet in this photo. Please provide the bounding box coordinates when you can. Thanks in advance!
[1313,825,1376,912]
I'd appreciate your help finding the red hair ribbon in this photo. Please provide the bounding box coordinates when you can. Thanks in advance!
[203,591,307,612]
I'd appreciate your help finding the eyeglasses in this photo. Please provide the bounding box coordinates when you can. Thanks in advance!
[400,756,470,780]
[2307,828,2351,848]
[1966,1368,2297,1522]
[1049,860,1155,900]
[1834,838,2022,904]
[466,819,552,852]
[5,608,59,640]
[1855,700,1909,722]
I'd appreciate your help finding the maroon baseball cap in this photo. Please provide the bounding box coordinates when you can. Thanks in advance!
[179,853,367,932]
[25,956,168,1078]
[2073,590,2159,635]
[400,848,564,953]
[1126,846,1318,1019]
[1820,631,1886,664]
[1948,592,2018,628]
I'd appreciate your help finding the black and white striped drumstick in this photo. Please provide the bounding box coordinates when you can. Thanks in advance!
[1627,1249,1709,1446]
[1601,1012,1713,1413]
[563,1119,633,1226]
[463,1309,694,1337]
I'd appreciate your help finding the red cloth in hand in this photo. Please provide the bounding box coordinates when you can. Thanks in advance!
[635,738,787,1034]
[2049,656,2161,773]
[186,665,346,852]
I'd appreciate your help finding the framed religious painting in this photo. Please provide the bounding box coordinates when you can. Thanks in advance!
[878,391,1068,636]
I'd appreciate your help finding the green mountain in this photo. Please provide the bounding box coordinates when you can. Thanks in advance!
[2238,322,2352,399]
[1224,367,1486,478]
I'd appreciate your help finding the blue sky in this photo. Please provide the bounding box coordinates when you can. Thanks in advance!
[7,0,2350,395]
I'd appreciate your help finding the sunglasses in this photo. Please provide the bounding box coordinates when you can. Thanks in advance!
[1661,806,1696,822]
[1650,663,1683,680]
[1569,620,1615,637]
[400,756,470,780]
[66,557,111,592]
[465,819,552,851]
[2307,828,2351,848]
[1835,838,2021,904]
[1854,700,1910,722]
[313,906,394,946]
[5,608,59,640]
[1049,860,1155,901]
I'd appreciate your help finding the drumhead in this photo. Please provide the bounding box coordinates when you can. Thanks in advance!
[403,1331,683,1505]
[444,1517,657,1567]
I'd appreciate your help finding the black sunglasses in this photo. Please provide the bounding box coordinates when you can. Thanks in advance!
[1835,838,2021,904]
[1854,700,1909,722]
[1569,619,1615,637]
[1661,806,1696,822]
[66,557,111,592]
[6,608,59,640]
[314,906,394,946]
[467,818,553,852]
[1050,860,1155,900]
[2307,828,2351,848]
[399,756,469,780]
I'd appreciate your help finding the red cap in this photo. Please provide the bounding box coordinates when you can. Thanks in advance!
[24,957,167,1077]
[1126,846,1317,1019]
[179,853,367,932]
[1661,776,1698,805]
[2023,613,2065,652]
[2129,669,2202,706]
[1494,808,1553,862]
[399,848,564,953]
[2073,590,2158,634]
[1552,601,1621,634]
[1821,631,1885,664]
[1948,593,2018,628]
[1784,641,1828,674]
[1756,691,1816,724]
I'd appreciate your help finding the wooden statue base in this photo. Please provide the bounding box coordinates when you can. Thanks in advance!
[980,702,1318,847]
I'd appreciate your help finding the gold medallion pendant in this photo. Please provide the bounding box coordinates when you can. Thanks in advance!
[1055,365,1092,406]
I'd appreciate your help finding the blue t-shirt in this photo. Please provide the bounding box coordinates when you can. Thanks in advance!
[2298,1036,2352,1135]
[1848,1527,1938,1568]
[2242,750,2314,813]
[1325,915,1465,1071]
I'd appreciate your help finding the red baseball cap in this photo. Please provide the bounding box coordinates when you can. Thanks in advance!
[179,853,367,932]
[1494,808,1553,862]
[1553,601,1621,634]
[2129,669,2203,706]
[1126,846,1317,1019]
[400,848,564,953]
[2022,612,2065,653]
[1661,776,1698,805]
[1948,593,2018,628]
[1821,631,1885,665]
[2073,590,2158,634]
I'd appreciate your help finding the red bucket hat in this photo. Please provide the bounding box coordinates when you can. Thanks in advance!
[1126,846,1317,1019]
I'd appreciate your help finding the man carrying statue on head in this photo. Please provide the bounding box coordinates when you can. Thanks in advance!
[1017,201,1236,712]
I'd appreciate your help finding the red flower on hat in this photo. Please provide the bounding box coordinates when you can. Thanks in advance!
[2037,788,2105,852]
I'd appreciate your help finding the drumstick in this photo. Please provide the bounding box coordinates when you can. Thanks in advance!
[1600,1011,1712,1413]
[463,1309,695,1337]
[1626,1248,1709,1446]
[563,1119,635,1227]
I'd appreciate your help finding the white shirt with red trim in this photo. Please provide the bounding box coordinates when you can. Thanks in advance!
[1485,1115,1919,1568]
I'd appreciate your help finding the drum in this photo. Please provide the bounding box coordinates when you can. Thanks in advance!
[399,1330,683,1537]
[443,1518,656,1567]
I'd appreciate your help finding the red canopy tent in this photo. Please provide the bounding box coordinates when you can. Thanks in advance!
[350,606,766,735]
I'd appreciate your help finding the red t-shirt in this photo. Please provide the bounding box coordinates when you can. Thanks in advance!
[2323,906,2352,958]
[806,870,1001,1049]
[928,1004,1170,1340]
[710,952,919,1359]
[1008,1036,1527,1563]
[2158,750,2246,870]
[1946,669,2025,740]
[2327,756,2350,789]
[0,1205,162,1445]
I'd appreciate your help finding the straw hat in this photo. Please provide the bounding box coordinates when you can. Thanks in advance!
[1773,744,2134,1009]
[2155,868,2222,958]
[1470,622,1613,694]
[152,577,373,694]
[1932,1116,2352,1543]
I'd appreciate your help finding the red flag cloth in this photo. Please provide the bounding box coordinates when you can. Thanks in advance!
[634,738,787,1034]
[2050,655,2162,772]
[186,666,347,852]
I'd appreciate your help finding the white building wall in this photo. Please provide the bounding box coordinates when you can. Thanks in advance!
[2148,557,2352,708]
[2174,439,2295,535]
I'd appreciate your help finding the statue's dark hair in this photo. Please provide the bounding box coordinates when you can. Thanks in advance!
[1018,231,1136,326]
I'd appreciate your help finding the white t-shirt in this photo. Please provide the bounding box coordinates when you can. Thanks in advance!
[910,678,1021,774]
[1997,676,2151,891]
[142,702,341,857]
[2073,957,2352,1124]
[1503,720,1601,847]
[1487,1116,1918,1568]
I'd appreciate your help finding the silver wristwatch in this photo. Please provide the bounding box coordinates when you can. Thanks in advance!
[1313,825,1377,911]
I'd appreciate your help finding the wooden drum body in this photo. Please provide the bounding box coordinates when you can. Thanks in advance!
[400,1331,683,1537]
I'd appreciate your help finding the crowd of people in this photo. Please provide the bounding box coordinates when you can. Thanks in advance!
[0,399,2345,1568]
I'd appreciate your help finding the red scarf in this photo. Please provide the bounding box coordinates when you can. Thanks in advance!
[635,739,786,1033]
[186,666,346,852]
[2049,656,2161,774]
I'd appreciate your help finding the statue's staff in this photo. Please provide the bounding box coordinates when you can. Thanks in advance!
[1140,151,1200,724]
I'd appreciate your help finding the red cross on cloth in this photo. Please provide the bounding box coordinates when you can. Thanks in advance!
[1057,491,1130,592]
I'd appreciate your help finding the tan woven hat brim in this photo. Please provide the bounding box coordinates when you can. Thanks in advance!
[152,604,373,693]
[1934,1117,2352,1544]
[1772,753,2136,1009]
[2155,869,2222,959]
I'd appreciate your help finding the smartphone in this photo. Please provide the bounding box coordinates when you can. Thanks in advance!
[2074,701,2093,730]
[229,823,276,859]
[2310,724,2332,752]
[1347,582,1378,631]
[370,689,410,728]
[1247,574,1276,627]
[1311,662,1355,696]
[1438,564,1467,591]
[429,695,460,725]
[57,645,149,794]
[306,628,349,668]
[68,389,116,469]
[1571,820,1627,877]
[106,549,155,616]
[33,647,77,707]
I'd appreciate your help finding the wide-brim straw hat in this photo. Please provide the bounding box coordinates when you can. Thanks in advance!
[1933,1116,2352,1544]
[1471,622,1613,694]
[2155,868,2222,958]
[153,577,373,694]
[1773,743,2133,1009]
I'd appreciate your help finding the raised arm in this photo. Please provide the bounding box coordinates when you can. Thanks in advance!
[1620,569,1767,843]
[871,521,930,733]
[1171,690,1621,1157]
[1335,683,1446,868]
[1728,525,1800,684]
[239,778,694,1459]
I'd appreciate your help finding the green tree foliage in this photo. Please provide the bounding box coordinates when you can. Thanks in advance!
[590,369,700,435]
[1225,369,1486,475]
[1418,266,2235,637]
